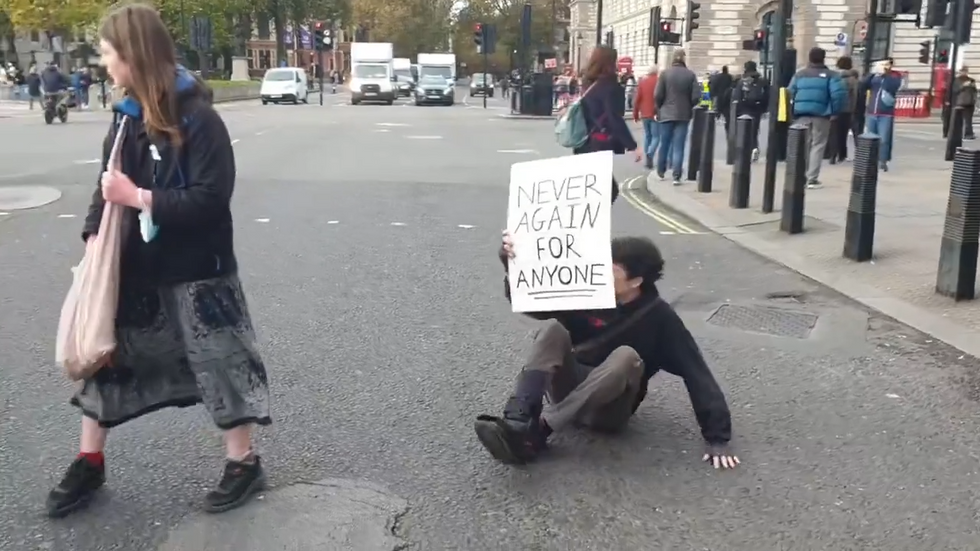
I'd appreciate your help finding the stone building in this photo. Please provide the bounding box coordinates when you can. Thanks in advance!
[588,0,980,90]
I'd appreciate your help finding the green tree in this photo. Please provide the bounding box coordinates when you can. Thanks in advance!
[351,0,452,57]
[1,0,108,34]
[453,0,565,73]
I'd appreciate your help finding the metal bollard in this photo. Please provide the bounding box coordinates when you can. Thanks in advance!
[774,120,789,162]
[942,103,951,138]
[945,107,965,161]
[686,106,707,181]
[729,114,754,209]
[780,123,809,234]
[936,148,980,300]
[842,134,881,262]
[726,100,739,165]
[698,110,717,193]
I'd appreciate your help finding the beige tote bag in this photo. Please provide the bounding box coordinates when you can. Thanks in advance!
[56,116,129,381]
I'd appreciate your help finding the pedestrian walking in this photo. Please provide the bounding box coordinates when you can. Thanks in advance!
[953,66,977,140]
[633,65,660,169]
[832,56,860,163]
[26,67,41,110]
[653,49,701,185]
[862,58,902,171]
[709,66,734,131]
[731,60,770,162]
[569,45,641,202]
[787,47,847,188]
[46,3,271,519]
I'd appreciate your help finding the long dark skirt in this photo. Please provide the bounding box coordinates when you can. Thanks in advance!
[71,274,272,430]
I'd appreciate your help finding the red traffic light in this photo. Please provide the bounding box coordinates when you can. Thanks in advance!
[755,30,765,39]
[661,22,671,31]
[474,23,482,31]
[314,21,323,30]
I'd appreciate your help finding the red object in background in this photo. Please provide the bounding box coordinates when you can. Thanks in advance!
[617,56,633,74]
[933,66,952,109]
[314,21,324,30]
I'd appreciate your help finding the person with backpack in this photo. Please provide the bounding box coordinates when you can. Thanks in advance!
[731,60,770,162]
[555,45,640,203]
[787,47,847,188]
[831,56,860,163]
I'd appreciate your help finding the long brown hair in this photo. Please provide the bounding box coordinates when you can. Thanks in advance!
[581,45,617,88]
[100,3,182,146]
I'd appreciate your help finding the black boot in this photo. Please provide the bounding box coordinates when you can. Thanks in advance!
[474,371,550,465]
[46,456,106,518]
[205,456,266,513]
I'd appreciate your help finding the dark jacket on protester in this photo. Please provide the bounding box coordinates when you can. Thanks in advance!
[40,66,68,93]
[26,73,41,97]
[82,66,237,287]
[708,70,734,113]
[654,61,700,122]
[953,75,977,108]
[498,250,733,445]
[732,70,771,116]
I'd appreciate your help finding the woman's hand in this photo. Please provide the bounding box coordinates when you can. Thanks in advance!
[501,230,515,260]
[633,149,643,163]
[100,169,139,208]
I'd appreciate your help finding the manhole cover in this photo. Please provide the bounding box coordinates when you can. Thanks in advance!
[706,304,818,338]
[0,185,61,210]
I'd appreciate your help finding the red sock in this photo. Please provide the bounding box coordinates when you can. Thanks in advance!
[77,451,104,467]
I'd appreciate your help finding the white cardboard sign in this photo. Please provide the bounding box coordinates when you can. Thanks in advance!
[506,151,616,312]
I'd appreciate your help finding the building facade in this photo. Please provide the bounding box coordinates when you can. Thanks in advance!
[569,0,599,72]
[596,0,980,89]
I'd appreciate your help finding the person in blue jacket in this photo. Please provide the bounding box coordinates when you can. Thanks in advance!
[863,58,902,171]
[788,47,847,189]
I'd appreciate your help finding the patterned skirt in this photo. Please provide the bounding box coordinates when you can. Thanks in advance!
[71,274,272,430]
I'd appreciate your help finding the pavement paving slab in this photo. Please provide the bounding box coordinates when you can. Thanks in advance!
[2,96,980,550]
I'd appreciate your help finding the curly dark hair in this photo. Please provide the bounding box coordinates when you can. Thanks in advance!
[611,236,664,292]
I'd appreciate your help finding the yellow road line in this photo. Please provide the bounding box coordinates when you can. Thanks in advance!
[620,175,703,235]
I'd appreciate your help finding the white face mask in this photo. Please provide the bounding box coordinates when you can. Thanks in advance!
[139,209,158,242]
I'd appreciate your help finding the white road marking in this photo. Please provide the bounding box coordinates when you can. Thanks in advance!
[886,393,901,399]
[327,220,339,224]
[390,222,406,226]
[255,130,266,135]
[74,159,100,165]
[659,231,676,235]
[376,122,409,127]
[497,149,537,154]
[374,129,391,133]
[405,135,442,140]
[255,218,270,223]
[57,214,77,218]
[231,139,241,145]
[0,212,9,216]
[458,224,475,229]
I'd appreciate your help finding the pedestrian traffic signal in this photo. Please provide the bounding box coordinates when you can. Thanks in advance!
[474,23,484,51]
[937,48,950,64]
[919,40,931,64]
[649,7,662,47]
[686,1,701,42]
[754,29,766,51]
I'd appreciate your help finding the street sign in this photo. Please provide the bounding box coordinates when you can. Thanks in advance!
[834,32,848,47]
[544,58,557,69]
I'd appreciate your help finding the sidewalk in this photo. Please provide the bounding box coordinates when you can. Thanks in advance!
[642,155,980,358]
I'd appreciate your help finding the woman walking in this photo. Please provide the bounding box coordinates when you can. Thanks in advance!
[574,45,641,202]
[46,3,271,518]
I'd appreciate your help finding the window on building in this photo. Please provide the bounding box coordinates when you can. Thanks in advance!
[868,19,892,62]
[760,10,794,77]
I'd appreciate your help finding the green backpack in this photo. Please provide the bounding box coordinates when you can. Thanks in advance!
[555,85,595,149]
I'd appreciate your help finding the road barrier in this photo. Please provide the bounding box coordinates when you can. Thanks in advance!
[729,114,753,209]
[687,106,707,182]
[843,133,880,262]
[697,110,717,193]
[936,148,980,301]
[894,90,931,119]
[780,123,808,234]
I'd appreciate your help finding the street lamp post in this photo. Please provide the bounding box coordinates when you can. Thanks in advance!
[595,0,603,46]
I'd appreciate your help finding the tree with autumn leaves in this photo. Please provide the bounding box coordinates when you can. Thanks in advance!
[452,0,568,73]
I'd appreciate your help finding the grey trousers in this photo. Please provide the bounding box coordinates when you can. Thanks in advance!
[526,320,644,433]
[796,116,832,183]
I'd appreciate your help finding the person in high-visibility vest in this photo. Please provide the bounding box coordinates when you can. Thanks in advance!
[699,78,711,108]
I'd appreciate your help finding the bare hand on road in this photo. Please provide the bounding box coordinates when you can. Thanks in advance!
[501,230,515,259]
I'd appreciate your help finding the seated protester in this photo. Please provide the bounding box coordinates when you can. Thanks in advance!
[474,234,739,469]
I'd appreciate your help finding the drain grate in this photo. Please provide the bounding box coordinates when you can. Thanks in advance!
[706,304,818,339]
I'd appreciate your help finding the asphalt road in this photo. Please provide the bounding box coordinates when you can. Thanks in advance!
[2,90,980,550]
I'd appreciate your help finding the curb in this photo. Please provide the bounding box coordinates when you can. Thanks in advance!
[643,173,980,360]
[496,113,555,120]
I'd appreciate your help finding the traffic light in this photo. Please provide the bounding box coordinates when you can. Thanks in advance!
[483,23,497,54]
[686,1,700,42]
[952,0,978,44]
[918,40,931,64]
[754,29,766,51]
[313,21,325,51]
[649,7,661,47]
[474,22,483,51]
[937,47,950,64]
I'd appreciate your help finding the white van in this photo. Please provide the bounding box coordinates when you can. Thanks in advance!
[260,67,309,105]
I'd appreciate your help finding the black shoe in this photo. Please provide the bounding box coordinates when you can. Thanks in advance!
[46,456,106,518]
[205,456,266,513]
[644,156,653,169]
[474,414,547,465]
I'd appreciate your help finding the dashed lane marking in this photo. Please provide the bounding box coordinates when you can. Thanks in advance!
[255,218,270,223]
[390,222,406,226]
[376,122,409,127]
[231,139,241,145]
[74,159,100,165]
[405,135,442,140]
[458,224,475,229]
[327,220,339,224]
[0,212,9,216]
[497,149,537,154]
[620,175,704,235]
[57,214,76,218]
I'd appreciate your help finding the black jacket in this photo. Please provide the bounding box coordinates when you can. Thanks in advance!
[575,76,637,156]
[82,66,237,287]
[708,71,734,113]
[26,73,41,96]
[40,66,68,93]
[499,252,733,445]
